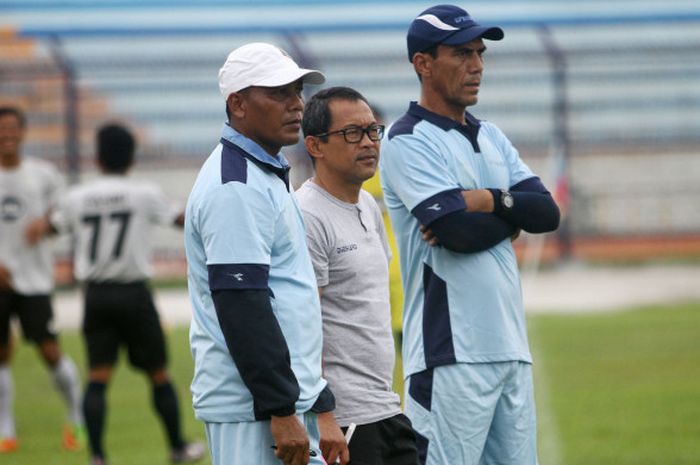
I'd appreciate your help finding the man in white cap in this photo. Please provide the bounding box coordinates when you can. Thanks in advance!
[184,43,342,465]
[379,5,560,465]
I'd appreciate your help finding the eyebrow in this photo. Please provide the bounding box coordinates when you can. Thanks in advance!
[454,44,487,53]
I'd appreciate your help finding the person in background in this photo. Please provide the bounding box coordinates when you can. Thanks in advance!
[184,42,337,465]
[379,5,560,465]
[0,105,84,454]
[297,86,419,465]
[49,123,204,465]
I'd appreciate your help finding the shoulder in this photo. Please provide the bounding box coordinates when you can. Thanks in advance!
[295,180,333,213]
[23,157,60,180]
[387,111,423,140]
[479,120,508,142]
[359,189,381,212]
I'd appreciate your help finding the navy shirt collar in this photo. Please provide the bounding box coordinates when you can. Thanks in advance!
[220,123,291,171]
[407,102,482,152]
[220,123,291,189]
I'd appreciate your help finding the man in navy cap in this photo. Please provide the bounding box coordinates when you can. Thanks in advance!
[379,5,560,465]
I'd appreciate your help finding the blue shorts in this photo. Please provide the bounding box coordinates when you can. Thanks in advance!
[204,412,325,465]
[405,362,538,465]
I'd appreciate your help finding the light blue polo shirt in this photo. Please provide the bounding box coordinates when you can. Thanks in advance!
[185,123,326,422]
[379,102,535,378]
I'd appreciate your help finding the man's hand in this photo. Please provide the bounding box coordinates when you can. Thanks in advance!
[270,414,311,465]
[317,412,349,465]
[419,224,439,247]
[24,217,51,246]
[0,265,12,291]
[461,189,495,213]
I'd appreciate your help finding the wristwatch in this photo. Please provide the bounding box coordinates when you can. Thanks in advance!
[500,189,514,212]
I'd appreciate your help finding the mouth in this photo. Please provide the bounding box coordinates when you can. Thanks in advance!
[356,153,378,164]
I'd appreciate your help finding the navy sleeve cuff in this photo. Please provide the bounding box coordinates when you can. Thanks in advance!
[310,384,336,414]
[411,188,466,226]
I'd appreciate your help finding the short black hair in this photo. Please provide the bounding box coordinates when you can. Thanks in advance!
[302,86,370,141]
[97,123,135,173]
[0,106,27,128]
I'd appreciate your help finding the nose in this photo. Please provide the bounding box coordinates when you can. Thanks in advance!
[288,93,304,112]
[469,54,484,74]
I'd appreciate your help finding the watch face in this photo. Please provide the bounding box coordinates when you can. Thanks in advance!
[503,192,514,209]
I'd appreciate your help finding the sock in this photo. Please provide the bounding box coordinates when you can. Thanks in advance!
[51,356,84,426]
[152,382,185,451]
[83,382,107,458]
[0,366,15,438]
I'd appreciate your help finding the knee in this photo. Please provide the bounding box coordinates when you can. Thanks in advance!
[0,345,11,364]
[88,366,114,384]
[39,340,62,367]
[147,368,170,385]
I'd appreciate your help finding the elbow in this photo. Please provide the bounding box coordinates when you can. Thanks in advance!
[523,204,561,234]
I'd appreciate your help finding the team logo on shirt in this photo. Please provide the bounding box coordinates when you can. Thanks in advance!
[336,244,358,254]
[1,195,24,222]
[228,272,244,282]
[426,203,442,211]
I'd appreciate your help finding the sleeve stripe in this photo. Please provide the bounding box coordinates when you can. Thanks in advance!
[207,263,270,291]
[411,188,466,226]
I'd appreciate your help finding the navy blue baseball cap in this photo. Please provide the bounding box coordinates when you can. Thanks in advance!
[407,4,504,62]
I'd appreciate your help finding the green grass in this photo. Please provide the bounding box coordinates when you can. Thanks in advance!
[529,302,700,465]
[5,302,700,465]
[7,327,209,465]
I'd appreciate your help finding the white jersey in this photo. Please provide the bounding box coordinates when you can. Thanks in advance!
[51,174,179,283]
[0,158,64,294]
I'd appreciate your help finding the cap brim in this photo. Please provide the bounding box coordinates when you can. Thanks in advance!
[443,26,504,45]
[255,68,326,88]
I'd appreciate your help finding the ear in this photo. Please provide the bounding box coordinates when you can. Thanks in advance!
[227,92,246,119]
[413,52,433,79]
[304,135,324,162]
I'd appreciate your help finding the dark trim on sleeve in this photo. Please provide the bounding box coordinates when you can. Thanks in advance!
[310,384,336,414]
[411,188,466,227]
[207,263,269,291]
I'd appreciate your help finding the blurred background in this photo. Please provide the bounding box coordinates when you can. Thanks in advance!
[3,0,700,274]
[2,1,700,465]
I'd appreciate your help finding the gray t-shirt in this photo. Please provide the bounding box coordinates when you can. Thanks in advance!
[296,180,401,427]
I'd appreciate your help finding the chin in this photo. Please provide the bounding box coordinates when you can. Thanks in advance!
[281,134,300,147]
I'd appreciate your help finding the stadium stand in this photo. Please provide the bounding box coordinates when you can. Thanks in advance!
[2,0,700,266]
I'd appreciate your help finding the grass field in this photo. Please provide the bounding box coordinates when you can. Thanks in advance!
[4,302,700,465]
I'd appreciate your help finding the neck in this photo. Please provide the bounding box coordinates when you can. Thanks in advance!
[0,153,20,168]
[231,121,281,158]
[420,88,466,124]
[312,172,361,204]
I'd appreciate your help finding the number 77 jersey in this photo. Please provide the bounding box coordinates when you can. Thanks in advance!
[51,176,180,283]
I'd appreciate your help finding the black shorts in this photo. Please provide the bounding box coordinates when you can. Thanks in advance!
[0,291,57,345]
[342,413,419,465]
[83,281,167,371]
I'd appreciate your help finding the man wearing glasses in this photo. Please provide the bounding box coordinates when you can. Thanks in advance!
[297,87,419,465]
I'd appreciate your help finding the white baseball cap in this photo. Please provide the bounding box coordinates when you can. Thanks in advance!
[218,42,326,99]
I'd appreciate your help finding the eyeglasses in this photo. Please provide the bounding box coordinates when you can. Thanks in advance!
[315,124,385,143]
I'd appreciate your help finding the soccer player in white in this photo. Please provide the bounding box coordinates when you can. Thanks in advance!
[0,106,84,453]
[49,124,204,465]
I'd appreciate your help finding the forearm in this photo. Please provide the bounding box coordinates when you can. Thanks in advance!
[211,288,300,419]
[428,210,517,253]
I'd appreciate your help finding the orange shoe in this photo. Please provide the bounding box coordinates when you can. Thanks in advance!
[0,437,18,453]
[62,424,86,451]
